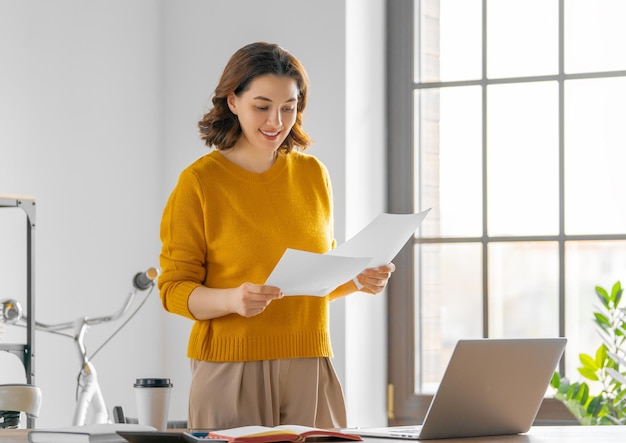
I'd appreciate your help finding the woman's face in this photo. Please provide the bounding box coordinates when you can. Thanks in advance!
[227,74,299,155]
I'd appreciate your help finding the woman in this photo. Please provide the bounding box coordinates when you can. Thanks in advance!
[159,42,395,429]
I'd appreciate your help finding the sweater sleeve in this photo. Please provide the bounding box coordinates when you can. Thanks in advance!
[317,160,356,301]
[158,169,207,320]
[327,279,359,301]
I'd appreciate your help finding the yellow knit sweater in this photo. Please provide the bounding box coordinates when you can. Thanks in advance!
[159,149,357,362]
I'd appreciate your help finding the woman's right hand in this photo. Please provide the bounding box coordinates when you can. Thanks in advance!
[231,282,284,317]
[188,282,283,320]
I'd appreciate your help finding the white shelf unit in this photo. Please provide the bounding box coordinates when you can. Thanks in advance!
[0,195,36,428]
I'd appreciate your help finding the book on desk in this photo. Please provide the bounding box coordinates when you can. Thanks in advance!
[196,425,362,443]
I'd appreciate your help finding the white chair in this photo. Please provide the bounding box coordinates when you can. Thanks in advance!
[0,384,42,429]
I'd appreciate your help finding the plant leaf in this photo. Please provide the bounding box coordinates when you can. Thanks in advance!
[596,345,608,366]
[596,285,610,308]
[615,322,626,338]
[580,353,599,371]
[612,281,623,306]
[550,372,561,389]
[578,366,599,381]
[587,395,604,417]
[578,382,589,405]
[601,415,619,425]
[557,377,571,395]
[564,398,587,421]
[568,382,588,402]
[595,330,614,353]
[606,367,626,384]
[606,349,626,368]
[594,312,611,329]
[615,388,626,402]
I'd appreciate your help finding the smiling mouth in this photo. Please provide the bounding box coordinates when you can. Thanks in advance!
[260,129,281,137]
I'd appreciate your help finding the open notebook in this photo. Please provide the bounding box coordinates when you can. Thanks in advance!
[346,338,567,440]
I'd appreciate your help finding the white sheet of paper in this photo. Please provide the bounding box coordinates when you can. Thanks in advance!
[265,248,372,296]
[264,210,430,297]
[327,209,431,267]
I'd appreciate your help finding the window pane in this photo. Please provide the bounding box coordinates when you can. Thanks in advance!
[416,243,483,393]
[565,0,626,73]
[565,77,626,235]
[487,82,559,236]
[487,0,558,78]
[417,0,482,83]
[564,241,626,382]
[416,87,482,237]
[488,242,559,337]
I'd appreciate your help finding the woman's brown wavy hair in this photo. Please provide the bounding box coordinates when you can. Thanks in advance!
[198,42,312,153]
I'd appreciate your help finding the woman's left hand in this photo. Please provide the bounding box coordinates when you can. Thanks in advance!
[356,262,396,295]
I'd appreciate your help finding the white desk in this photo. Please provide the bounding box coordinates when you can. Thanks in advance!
[2,426,626,442]
[365,426,626,442]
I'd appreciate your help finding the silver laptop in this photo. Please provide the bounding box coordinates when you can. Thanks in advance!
[346,338,567,440]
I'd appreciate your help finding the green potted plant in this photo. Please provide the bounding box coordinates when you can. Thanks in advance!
[551,281,626,424]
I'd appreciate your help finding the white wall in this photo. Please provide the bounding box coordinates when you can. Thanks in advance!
[0,0,164,428]
[0,0,387,428]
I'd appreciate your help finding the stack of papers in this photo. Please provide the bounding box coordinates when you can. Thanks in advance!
[265,209,430,296]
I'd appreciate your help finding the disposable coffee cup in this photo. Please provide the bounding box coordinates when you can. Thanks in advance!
[133,378,173,431]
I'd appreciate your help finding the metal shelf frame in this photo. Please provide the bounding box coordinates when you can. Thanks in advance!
[0,195,36,428]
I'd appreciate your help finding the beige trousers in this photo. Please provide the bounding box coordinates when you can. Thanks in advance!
[188,358,347,429]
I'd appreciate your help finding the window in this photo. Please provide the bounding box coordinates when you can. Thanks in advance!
[387,0,626,425]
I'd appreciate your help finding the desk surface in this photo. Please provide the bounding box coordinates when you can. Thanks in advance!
[2,426,626,443]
